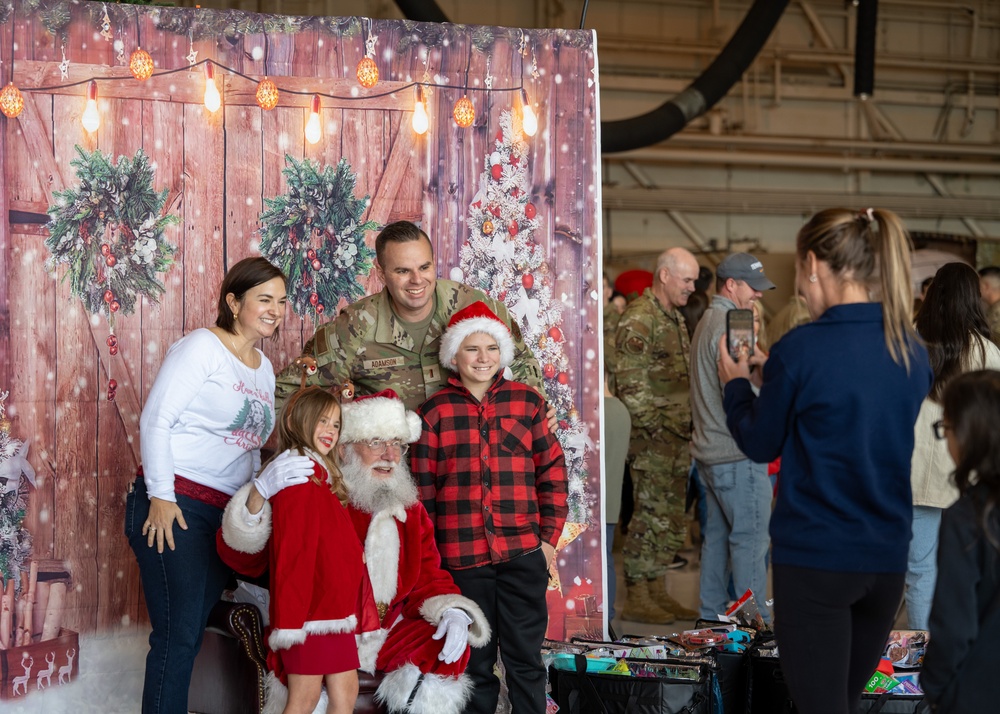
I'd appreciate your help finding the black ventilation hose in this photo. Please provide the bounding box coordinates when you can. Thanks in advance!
[393,0,790,153]
[854,0,878,97]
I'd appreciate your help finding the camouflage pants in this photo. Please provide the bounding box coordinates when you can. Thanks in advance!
[623,437,690,582]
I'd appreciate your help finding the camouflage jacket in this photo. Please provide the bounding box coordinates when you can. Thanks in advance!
[611,288,692,448]
[989,300,1000,346]
[603,302,623,392]
[275,279,544,412]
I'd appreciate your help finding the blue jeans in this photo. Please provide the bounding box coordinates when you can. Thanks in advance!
[696,459,771,624]
[905,505,941,631]
[125,477,231,714]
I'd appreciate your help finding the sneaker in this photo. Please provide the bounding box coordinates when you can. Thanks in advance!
[666,554,688,570]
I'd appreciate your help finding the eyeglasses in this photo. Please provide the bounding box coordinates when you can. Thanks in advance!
[932,420,951,440]
[362,438,408,455]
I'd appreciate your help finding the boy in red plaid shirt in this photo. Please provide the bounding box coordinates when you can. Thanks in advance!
[412,301,568,714]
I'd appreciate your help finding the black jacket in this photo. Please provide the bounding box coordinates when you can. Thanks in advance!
[921,482,1000,713]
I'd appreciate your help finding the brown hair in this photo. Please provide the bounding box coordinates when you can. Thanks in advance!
[796,207,918,370]
[215,257,287,339]
[375,221,433,269]
[942,370,1000,552]
[275,387,347,505]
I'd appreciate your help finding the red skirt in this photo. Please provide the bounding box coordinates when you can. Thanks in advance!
[280,632,359,675]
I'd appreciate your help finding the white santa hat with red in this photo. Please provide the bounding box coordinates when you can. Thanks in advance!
[339,388,421,444]
[438,300,515,371]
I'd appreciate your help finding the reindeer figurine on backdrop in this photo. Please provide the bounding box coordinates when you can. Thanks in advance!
[36,652,56,689]
[11,653,33,696]
[58,648,77,685]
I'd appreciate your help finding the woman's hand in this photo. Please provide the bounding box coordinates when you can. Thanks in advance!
[143,497,188,553]
[717,335,752,386]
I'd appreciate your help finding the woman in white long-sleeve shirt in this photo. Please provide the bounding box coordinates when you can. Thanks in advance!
[126,257,310,714]
[906,262,1000,630]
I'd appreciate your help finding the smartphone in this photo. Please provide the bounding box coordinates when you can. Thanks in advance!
[726,309,755,361]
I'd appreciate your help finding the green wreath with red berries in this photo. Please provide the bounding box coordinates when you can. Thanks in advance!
[45,146,179,318]
[258,155,378,323]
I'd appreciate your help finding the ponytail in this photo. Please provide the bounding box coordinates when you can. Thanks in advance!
[869,209,918,371]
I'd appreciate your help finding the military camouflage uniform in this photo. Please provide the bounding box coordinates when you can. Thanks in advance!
[988,301,1000,346]
[611,288,692,583]
[275,279,544,412]
[603,301,623,392]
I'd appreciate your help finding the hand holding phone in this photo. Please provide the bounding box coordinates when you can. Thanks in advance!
[726,309,755,362]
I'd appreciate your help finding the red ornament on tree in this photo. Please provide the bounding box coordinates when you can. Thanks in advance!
[316,304,325,314]
[510,155,519,167]
[491,164,502,181]
[110,300,120,313]
[106,335,118,347]
[109,344,119,356]
[100,243,111,256]
[108,379,118,390]
[548,326,563,342]
[557,372,569,385]
[309,292,319,306]
[103,290,114,303]
[490,205,502,218]
[106,255,117,267]
[307,248,317,260]
[495,129,504,142]
[311,258,322,270]
[508,220,519,236]
[525,203,537,219]
[510,187,520,198]
[522,273,534,290]
[543,363,556,379]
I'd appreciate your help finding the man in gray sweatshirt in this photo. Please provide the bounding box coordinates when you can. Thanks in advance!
[689,253,776,623]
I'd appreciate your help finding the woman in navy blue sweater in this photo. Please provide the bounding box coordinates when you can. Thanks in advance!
[718,208,932,714]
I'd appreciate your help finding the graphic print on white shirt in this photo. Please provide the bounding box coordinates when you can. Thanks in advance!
[226,380,274,451]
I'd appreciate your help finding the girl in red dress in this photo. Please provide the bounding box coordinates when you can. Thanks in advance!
[266,386,375,714]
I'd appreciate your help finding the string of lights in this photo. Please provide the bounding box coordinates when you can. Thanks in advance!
[0,17,540,142]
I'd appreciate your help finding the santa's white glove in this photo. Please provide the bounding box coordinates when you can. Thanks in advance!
[432,608,473,664]
[253,450,312,500]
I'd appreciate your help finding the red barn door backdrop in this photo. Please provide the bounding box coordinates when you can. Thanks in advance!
[0,0,601,696]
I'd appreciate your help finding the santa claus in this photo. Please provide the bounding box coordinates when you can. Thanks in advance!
[219,390,490,714]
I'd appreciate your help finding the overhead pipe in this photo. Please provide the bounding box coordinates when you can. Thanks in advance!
[394,0,791,153]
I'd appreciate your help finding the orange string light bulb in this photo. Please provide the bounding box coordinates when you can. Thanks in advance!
[129,47,154,81]
[357,56,378,89]
[81,80,100,132]
[453,95,474,128]
[256,77,279,111]
[0,82,24,118]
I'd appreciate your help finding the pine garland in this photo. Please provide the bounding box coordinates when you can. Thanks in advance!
[259,155,378,324]
[45,147,179,320]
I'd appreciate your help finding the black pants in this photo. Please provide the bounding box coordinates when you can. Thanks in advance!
[772,564,904,714]
[447,548,549,714]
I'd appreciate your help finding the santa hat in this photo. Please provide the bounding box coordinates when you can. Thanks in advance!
[439,301,515,372]
[340,389,421,444]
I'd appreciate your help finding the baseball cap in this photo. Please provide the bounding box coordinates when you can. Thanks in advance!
[716,253,776,291]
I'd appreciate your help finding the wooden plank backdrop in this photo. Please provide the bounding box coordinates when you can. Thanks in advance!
[1,1,600,638]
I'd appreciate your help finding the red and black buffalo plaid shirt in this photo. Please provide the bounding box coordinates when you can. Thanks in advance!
[413,374,568,570]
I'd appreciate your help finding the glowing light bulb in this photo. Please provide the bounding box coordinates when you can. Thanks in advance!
[520,89,538,137]
[305,94,322,144]
[82,81,100,133]
[412,86,428,135]
[203,62,221,113]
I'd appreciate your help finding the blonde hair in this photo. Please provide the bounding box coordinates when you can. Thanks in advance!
[797,207,918,370]
[276,387,347,505]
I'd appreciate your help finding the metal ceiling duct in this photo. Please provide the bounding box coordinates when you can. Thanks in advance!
[393,0,791,153]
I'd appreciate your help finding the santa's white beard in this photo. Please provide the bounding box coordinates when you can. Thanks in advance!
[341,448,419,514]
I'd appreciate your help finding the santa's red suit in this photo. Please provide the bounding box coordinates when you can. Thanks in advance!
[220,392,489,714]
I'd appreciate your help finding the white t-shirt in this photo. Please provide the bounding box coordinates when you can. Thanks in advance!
[139,328,277,501]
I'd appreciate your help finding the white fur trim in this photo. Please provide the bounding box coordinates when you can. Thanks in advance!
[267,615,358,650]
[264,672,328,714]
[365,510,401,606]
[439,316,514,372]
[357,628,388,674]
[341,397,422,444]
[221,482,271,554]
[376,665,474,714]
[419,594,491,649]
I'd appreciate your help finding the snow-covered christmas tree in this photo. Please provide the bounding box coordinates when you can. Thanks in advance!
[455,110,591,528]
[0,390,34,594]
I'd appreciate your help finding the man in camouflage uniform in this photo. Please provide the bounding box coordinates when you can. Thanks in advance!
[979,266,1000,345]
[612,247,701,624]
[276,221,544,412]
